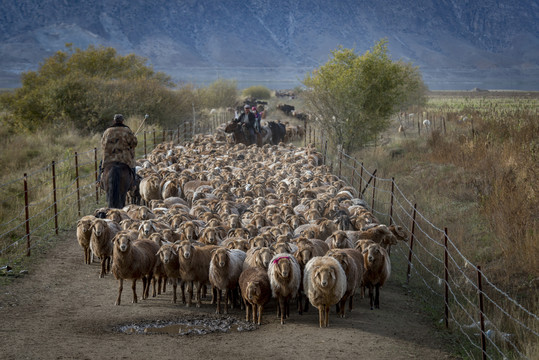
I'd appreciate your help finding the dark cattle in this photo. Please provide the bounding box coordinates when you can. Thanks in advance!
[267,121,286,145]
[277,104,295,116]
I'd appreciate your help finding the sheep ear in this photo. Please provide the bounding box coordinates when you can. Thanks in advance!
[330,269,336,279]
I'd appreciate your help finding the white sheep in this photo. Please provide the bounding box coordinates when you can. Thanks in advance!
[303,256,347,327]
[267,253,301,325]
[209,247,247,314]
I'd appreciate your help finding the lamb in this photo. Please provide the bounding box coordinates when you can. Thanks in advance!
[326,248,364,317]
[243,247,275,271]
[362,243,391,310]
[209,248,247,314]
[111,231,160,305]
[156,242,185,304]
[76,215,96,264]
[267,253,301,325]
[90,218,121,278]
[239,267,272,325]
[176,240,219,307]
[303,256,347,327]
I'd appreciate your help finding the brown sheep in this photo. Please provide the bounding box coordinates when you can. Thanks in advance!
[325,230,354,249]
[362,243,391,310]
[111,232,160,305]
[209,248,247,314]
[157,242,186,304]
[76,215,96,264]
[198,226,224,245]
[326,248,364,317]
[90,219,121,278]
[176,241,219,307]
[243,247,275,271]
[239,267,272,325]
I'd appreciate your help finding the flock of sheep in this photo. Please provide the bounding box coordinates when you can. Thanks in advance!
[76,130,407,328]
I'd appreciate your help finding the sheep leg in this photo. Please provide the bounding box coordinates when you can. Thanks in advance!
[186,281,193,307]
[349,295,354,311]
[297,293,303,315]
[162,276,167,293]
[180,281,186,304]
[215,289,221,314]
[338,297,347,318]
[325,305,330,327]
[285,297,290,319]
[132,279,138,304]
[172,279,177,304]
[279,296,285,325]
[368,285,374,310]
[318,306,324,328]
[152,276,157,298]
[84,247,90,264]
[115,279,123,306]
[252,304,257,323]
[245,301,250,322]
[106,257,111,274]
[99,258,106,278]
[196,282,202,308]
[374,284,380,309]
[258,305,263,325]
[212,287,217,305]
[224,289,229,314]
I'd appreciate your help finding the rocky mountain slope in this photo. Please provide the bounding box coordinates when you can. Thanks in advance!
[0,0,537,89]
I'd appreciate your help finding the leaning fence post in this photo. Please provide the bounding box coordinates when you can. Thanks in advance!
[94,148,99,203]
[24,173,30,256]
[358,162,364,196]
[406,203,417,283]
[361,169,377,195]
[74,152,81,217]
[52,161,58,235]
[444,227,449,329]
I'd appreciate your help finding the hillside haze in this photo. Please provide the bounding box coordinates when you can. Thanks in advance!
[0,0,538,90]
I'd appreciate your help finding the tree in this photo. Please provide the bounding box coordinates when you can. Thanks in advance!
[302,40,426,151]
[199,78,238,109]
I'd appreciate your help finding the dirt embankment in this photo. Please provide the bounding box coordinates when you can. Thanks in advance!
[0,231,458,359]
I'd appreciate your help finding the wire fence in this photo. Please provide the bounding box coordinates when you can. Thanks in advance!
[314,126,538,360]
[0,114,537,359]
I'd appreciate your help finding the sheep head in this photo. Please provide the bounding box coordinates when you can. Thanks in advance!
[246,281,262,301]
[314,265,337,288]
[273,256,292,279]
[211,248,229,268]
[178,241,194,260]
[92,219,107,237]
[114,233,133,253]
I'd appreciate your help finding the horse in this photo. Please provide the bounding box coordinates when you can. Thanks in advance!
[267,121,286,145]
[225,120,255,146]
[100,161,135,209]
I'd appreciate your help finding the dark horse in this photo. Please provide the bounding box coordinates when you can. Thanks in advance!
[224,120,254,146]
[267,121,286,145]
[100,161,135,209]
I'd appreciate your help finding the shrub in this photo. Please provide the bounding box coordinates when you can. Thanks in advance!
[242,85,271,99]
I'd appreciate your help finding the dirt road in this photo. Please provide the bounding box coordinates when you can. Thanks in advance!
[0,231,458,359]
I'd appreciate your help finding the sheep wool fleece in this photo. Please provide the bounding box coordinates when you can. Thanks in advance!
[101,126,138,168]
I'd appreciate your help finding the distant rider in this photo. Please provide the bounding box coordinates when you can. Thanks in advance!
[99,114,138,186]
[234,104,256,145]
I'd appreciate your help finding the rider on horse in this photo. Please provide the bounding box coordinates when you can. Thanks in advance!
[99,114,138,187]
[234,104,257,145]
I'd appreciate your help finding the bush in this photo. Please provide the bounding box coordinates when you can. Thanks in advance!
[242,85,271,99]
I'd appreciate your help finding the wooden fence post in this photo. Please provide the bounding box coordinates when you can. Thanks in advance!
[323,140,328,165]
[358,162,364,196]
[477,265,487,360]
[144,131,147,158]
[74,152,81,217]
[177,125,180,144]
[153,130,156,149]
[162,129,166,143]
[371,176,376,211]
[351,162,357,188]
[303,118,307,147]
[338,148,343,178]
[52,161,58,235]
[24,173,30,256]
[406,203,417,283]
[389,178,395,225]
[313,128,316,147]
[94,148,99,203]
[444,227,449,329]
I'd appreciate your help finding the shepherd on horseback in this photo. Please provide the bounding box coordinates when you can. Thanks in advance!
[234,104,257,145]
[98,114,139,208]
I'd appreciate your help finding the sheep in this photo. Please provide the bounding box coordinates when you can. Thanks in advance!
[76,215,96,264]
[138,219,171,238]
[267,253,301,325]
[326,248,364,317]
[176,240,219,307]
[326,230,354,249]
[349,224,399,250]
[303,256,347,327]
[156,241,184,302]
[239,267,272,325]
[243,247,275,271]
[90,219,121,278]
[177,220,202,242]
[198,226,224,245]
[140,175,162,205]
[126,205,155,220]
[209,248,247,314]
[362,243,391,310]
[423,119,431,130]
[111,231,160,305]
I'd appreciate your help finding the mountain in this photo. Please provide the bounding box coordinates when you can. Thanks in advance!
[0,0,538,90]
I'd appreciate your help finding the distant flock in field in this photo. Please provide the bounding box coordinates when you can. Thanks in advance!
[77,131,407,327]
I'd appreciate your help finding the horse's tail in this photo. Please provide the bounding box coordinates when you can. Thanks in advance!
[108,164,123,209]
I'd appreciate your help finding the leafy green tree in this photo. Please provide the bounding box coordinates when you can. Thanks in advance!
[1,44,176,132]
[302,40,426,151]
